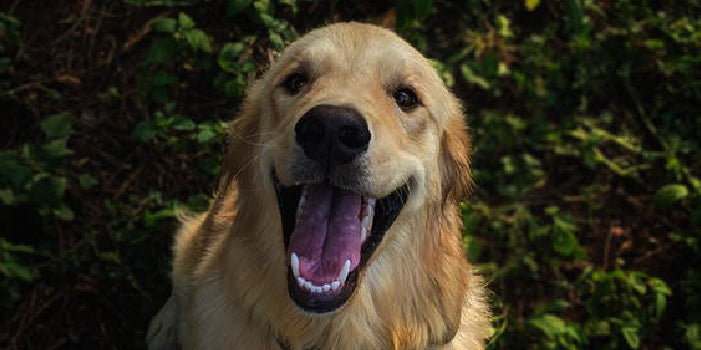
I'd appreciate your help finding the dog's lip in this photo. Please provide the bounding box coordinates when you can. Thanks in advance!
[274,176,405,201]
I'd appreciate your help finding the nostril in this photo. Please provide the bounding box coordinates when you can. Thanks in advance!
[339,124,370,150]
[295,116,325,146]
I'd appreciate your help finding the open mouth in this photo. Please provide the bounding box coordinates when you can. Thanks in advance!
[274,177,409,313]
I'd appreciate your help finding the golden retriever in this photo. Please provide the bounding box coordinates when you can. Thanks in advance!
[146,22,490,350]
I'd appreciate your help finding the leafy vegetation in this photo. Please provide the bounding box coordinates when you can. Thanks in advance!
[1,0,699,349]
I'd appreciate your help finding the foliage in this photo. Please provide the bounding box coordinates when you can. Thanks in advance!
[1,0,700,349]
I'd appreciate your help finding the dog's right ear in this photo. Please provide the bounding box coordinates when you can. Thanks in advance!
[218,81,263,192]
[439,100,473,204]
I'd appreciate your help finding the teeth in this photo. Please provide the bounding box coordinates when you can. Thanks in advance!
[362,215,371,229]
[293,260,349,294]
[291,253,300,278]
[360,198,374,242]
[339,260,350,285]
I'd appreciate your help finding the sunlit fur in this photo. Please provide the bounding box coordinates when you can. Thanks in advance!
[147,22,491,350]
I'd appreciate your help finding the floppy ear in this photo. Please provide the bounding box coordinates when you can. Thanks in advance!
[190,81,264,257]
[217,81,264,193]
[440,108,473,203]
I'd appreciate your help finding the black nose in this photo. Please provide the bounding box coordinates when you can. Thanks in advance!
[295,104,371,167]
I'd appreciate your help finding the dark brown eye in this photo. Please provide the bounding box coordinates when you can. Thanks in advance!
[282,72,308,95]
[394,87,419,111]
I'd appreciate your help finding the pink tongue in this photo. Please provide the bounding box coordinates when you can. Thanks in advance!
[289,184,362,283]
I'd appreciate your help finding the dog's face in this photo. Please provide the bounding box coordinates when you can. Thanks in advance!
[227,23,471,314]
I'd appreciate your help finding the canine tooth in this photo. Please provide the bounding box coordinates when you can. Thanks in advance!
[331,281,340,290]
[291,253,300,278]
[339,260,350,285]
[367,198,376,208]
[297,277,305,287]
[361,227,367,242]
[323,284,331,292]
[303,281,312,290]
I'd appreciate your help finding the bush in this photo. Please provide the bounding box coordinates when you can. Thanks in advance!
[0,0,699,348]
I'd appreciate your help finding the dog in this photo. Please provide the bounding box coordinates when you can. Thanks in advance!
[146,22,490,350]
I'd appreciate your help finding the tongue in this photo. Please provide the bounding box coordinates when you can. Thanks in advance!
[289,184,362,283]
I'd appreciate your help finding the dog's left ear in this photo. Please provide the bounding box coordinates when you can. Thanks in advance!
[217,80,264,193]
[440,109,473,203]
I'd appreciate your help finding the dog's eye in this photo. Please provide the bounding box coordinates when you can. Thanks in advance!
[394,88,419,111]
[282,72,308,95]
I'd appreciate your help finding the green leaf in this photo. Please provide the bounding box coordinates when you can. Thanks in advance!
[171,117,195,131]
[133,120,157,141]
[529,314,566,337]
[525,0,540,11]
[41,138,74,160]
[196,125,216,143]
[0,188,14,205]
[145,38,177,65]
[0,12,21,46]
[78,174,98,189]
[151,71,177,87]
[686,324,701,350]
[184,29,213,53]
[218,42,244,73]
[655,184,688,208]
[2,261,34,282]
[143,207,175,227]
[186,193,209,211]
[227,0,253,15]
[562,0,584,36]
[552,216,579,257]
[29,175,67,206]
[622,325,640,349]
[177,12,194,30]
[150,17,176,33]
[587,320,611,337]
[496,15,513,38]
[396,0,434,32]
[0,150,32,188]
[54,203,75,221]
[268,30,283,50]
[463,235,482,262]
[41,112,72,139]
[2,240,35,254]
[460,64,490,90]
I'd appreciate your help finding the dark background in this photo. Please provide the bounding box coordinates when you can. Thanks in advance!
[1,0,699,349]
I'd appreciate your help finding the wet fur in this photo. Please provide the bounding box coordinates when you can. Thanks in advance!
[147,22,490,350]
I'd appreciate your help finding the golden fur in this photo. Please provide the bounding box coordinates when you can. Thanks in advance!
[147,22,490,350]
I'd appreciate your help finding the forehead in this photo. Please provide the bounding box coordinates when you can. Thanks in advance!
[278,24,430,82]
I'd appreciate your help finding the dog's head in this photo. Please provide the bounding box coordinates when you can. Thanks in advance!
[223,22,471,314]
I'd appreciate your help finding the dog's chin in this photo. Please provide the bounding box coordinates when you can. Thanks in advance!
[274,174,409,313]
